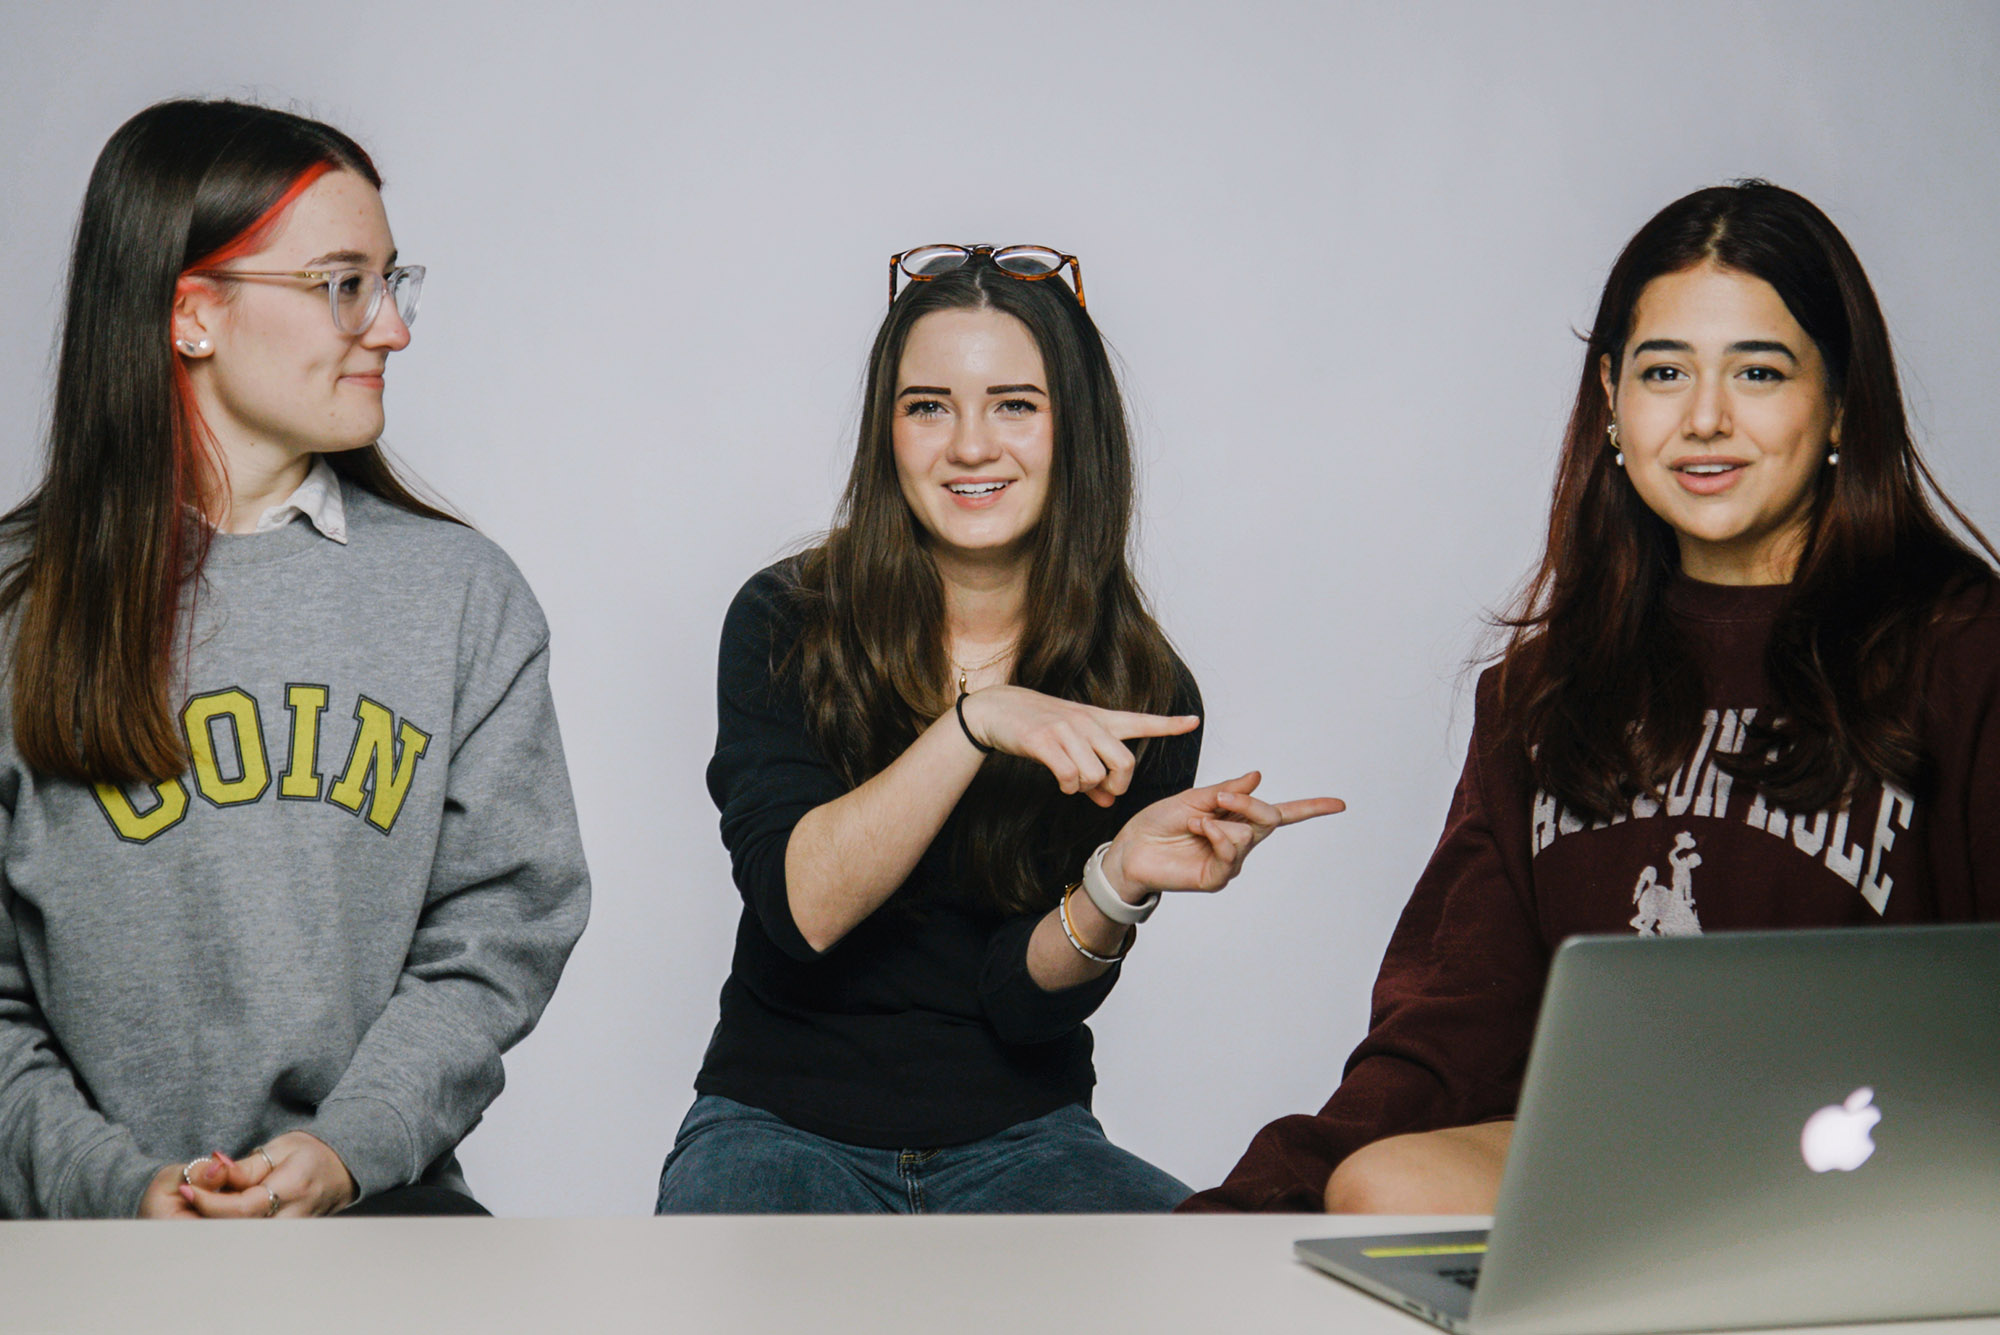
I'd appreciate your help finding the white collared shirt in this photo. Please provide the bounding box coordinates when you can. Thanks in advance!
[252,455,348,544]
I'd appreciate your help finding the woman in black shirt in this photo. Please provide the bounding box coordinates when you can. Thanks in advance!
[656,245,1340,1213]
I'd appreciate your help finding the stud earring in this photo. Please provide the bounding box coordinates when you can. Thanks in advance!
[1607,420,1624,468]
[176,337,211,356]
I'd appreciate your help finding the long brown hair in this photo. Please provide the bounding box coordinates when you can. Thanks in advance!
[1,99,456,786]
[1499,181,1997,820]
[790,257,1183,915]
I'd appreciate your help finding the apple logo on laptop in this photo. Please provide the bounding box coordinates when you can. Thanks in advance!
[1800,1087,1881,1173]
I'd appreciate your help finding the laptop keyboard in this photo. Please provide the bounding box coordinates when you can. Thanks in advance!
[1438,1265,1481,1291]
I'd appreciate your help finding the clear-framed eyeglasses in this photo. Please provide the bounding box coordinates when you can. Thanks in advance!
[890,244,1084,308]
[187,264,426,336]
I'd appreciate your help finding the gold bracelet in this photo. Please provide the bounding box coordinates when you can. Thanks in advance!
[1059,883,1131,965]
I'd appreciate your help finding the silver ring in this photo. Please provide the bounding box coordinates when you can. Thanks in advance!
[264,1185,280,1217]
[182,1156,206,1188]
[254,1146,277,1173]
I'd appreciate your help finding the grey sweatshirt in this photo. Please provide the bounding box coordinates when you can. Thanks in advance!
[0,487,590,1217]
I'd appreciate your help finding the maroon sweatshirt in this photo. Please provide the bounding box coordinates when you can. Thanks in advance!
[1183,574,2000,1213]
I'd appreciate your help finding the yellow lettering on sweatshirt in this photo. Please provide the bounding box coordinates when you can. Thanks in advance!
[183,688,271,807]
[91,777,191,843]
[280,683,330,801]
[327,696,432,834]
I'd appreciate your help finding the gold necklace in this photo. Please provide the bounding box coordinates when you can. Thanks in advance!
[952,644,1014,695]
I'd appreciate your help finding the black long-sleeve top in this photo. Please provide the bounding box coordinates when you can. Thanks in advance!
[693,562,1202,1148]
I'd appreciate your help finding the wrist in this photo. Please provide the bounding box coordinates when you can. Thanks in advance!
[1086,840,1159,924]
[138,1163,182,1219]
[1100,840,1137,902]
[954,687,996,756]
[294,1132,359,1210]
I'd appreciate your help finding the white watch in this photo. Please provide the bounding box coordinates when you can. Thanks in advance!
[1081,841,1159,925]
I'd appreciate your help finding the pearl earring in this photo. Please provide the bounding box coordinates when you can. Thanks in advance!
[1607,420,1624,468]
[1827,449,1840,466]
[176,337,210,356]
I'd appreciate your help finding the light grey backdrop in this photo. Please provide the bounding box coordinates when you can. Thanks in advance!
[3,1,1996,1217]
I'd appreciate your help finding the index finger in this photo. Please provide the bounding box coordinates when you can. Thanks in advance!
[210,1150,269,1191]
[1097,710,1201,740]
[1272,796,1345,825]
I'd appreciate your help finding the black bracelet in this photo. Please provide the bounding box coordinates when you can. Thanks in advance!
[955,689,996,755]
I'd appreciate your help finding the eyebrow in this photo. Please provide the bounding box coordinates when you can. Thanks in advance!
[896,382,1050,398]
[303,248,398,268]
[1726,339,1798,361]
[1632,337,1798,362]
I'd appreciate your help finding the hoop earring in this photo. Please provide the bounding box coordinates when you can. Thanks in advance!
[1607,420,1624,468]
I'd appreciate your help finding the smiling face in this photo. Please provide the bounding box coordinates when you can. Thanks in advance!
[891,307,1055,575]
[174,169,410,467]
[1602,262,1841,585]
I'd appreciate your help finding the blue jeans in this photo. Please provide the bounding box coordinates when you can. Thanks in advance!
[654,1095,1191,1214]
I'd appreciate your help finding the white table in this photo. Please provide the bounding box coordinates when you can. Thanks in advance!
[2,1214,1996,1334]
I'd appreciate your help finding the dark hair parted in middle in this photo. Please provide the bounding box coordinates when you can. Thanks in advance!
[1499,180,1997,820]
[787,257,1184,916]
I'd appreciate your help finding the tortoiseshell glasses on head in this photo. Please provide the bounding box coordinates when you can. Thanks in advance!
[889,244,1085,308]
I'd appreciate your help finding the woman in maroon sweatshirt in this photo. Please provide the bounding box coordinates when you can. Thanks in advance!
[1184,181,2000,1214]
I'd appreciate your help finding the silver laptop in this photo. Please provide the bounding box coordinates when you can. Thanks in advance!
[1296,923,2000,1335]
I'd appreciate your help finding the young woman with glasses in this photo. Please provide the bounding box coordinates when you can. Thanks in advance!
[1184,181,2000,1214]
[655,246,1342,1213]
[0,99,590,1219]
